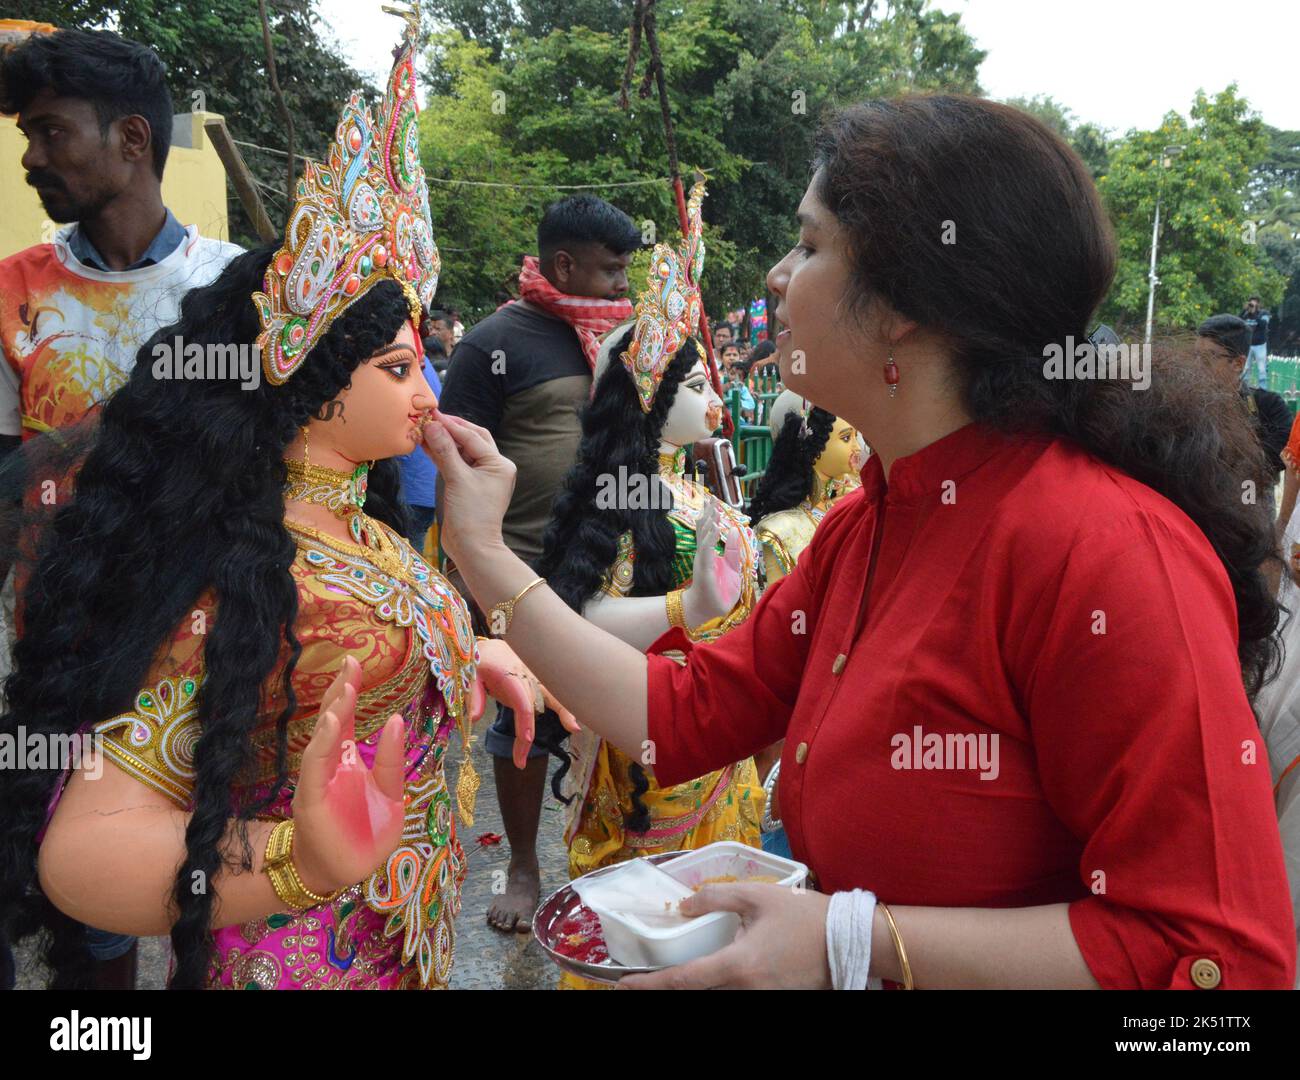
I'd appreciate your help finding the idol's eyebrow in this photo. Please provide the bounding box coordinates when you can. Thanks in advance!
[372,344,417,360]
[795,210,820,230]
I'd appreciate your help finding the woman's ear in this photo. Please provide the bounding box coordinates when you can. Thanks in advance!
[879,303,921,351]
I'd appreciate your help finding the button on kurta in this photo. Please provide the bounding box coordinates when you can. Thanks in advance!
[1190,958,1221,989]
[795,741,809,764]
[832,653,847,674]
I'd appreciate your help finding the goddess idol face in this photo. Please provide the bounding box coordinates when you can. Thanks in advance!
[815,417,864,479]
[660,357,724,450]
[309,321,440,464]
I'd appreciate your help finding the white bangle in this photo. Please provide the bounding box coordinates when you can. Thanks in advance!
[825,888,877,990]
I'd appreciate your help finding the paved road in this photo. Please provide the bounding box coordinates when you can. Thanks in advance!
[16,726,574,990]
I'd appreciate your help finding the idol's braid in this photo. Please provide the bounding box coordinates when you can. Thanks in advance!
[746,406,836,525]
[537,334,698,824]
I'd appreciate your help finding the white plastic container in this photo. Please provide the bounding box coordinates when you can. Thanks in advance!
[659,841,809,893]
[571,842,809,969]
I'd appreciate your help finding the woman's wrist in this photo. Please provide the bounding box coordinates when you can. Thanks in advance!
[868,903,904,983]
[454,543,538,627]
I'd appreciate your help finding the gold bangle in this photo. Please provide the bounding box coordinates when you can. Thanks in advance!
[877,901,914,989]
[486,575,545,637]
[665,588,688,630]
[263,819,337,912]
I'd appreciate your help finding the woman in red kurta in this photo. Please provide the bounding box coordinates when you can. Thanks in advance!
[424,95,1296,988]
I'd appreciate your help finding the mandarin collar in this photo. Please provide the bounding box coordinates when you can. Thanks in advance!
[860,422,1012,505]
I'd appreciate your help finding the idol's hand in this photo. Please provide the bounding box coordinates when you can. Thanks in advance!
[619,883,832,989]
[421,410,516,568]
[474,638,580,768]
[683,500,744,627]
[291,656,407,895]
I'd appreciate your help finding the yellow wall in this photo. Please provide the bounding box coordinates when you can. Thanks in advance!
[0,110,231,259]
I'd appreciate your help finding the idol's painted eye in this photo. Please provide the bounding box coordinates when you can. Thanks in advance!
[381,362,411,379]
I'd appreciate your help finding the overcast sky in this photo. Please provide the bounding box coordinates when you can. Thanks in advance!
[315,0,1300,132]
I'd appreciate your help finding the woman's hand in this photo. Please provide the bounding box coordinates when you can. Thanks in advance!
[683,500,744,627]
[474,638,580,768]
[619,883,832,989]
[290,657,407,895]
[421,410,516,570]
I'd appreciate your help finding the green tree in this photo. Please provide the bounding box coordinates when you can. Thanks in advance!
[418,0,985,317]
[1004,94,1110,178]
[1097,86,1286,333]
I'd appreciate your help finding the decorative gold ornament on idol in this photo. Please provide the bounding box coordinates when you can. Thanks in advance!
[284,457,406,579]
[252,1,438,385]
[621,178,708,412]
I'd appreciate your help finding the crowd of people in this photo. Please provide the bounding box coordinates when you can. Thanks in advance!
[1,10,1298,994]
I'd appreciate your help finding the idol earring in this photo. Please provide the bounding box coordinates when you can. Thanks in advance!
[301,425,311,465]
[884,353,899,398]
[799,396,811,438]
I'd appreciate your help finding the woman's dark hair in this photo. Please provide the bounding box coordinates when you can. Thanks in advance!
[812,94,1281,698]
[0,244,412,988]
[536,330,700,827]
[0,28,173,179]
[1197,314,1250,359]
[747,407,836,524]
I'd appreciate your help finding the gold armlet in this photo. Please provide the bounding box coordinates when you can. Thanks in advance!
[666,588,688,630]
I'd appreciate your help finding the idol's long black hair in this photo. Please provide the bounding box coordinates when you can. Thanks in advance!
[536,329,699,830]
[0,245,412,989]
[746,407,836,525]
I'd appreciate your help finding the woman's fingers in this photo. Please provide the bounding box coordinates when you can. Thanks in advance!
[369,713,407,804]
[422,418,471,480]
[432,409,500,463]
[677,882,765,919]
[618,944,745,990]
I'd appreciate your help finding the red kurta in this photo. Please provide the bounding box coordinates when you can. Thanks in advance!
[647,422,1295,988]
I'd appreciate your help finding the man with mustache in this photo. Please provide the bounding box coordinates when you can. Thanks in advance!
[0,27,240,452]
[0,26,240,991]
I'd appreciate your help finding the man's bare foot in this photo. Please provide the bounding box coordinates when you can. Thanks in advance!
[487,858,541,933]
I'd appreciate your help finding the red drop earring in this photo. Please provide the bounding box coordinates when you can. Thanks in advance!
[884,354,899,398]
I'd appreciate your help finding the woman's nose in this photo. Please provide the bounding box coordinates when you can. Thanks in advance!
[766,251,791,297]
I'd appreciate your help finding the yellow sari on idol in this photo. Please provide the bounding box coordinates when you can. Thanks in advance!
[558,449,764,989]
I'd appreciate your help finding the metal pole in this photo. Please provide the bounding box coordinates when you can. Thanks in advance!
[1144,194,1160,346]
[1144,146,1183,345]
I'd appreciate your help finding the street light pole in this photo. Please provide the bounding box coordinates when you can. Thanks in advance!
[1144,144,1185,345]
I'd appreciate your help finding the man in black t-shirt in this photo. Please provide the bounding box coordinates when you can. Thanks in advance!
[437,195,640,932]
[1197,314,1291,515]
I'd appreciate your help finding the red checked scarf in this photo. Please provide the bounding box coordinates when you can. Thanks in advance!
[515,255,633,370]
